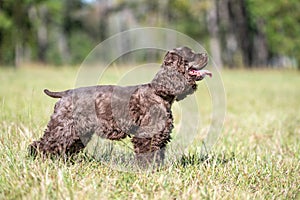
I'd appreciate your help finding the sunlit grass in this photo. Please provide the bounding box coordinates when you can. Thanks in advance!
[0,66,299,199]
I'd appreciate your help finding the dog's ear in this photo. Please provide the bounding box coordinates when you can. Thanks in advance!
[163,50,183,66]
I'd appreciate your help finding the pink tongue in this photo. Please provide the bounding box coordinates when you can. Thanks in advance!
[189,69,212,78]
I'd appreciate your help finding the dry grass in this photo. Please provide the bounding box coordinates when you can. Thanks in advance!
[0,66,299,199]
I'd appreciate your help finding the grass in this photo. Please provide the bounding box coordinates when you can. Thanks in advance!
[0,66,299,199]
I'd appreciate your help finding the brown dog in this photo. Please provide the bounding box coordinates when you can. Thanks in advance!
[29,47,211,165]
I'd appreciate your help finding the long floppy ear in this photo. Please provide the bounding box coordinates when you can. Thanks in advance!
[163,50,183,66]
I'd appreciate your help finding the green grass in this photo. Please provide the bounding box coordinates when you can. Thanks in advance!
[0,66,299,199]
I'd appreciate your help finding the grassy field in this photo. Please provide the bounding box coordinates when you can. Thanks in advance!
[0,66,299,199]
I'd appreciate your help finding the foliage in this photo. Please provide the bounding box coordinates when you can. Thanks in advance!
[0,67,299,199]
[69,31,94,65]
[0,0,300,68]
[248,0,300,67]
[168,0,208,39]
[0,0,35,65]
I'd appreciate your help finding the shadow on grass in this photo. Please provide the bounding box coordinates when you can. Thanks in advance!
[175,152,236,167]
[28,148,236,171]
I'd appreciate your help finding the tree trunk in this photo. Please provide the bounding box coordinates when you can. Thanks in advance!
[228,0,252,66]
[216,0,254,67]
[14,41,22,67]
[216,0,239,67]
[207,0,223,68]
[58,30,71,64]
[37,6,48,63]
[252,19,268,66]
[29,5,49,64]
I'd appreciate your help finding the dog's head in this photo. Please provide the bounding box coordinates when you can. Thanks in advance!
[152,47,212,101]
[163,46,211,81]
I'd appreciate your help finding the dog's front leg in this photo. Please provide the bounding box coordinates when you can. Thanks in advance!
[131,136,167,168]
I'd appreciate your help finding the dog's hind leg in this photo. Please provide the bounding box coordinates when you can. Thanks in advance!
[29,97,84,157]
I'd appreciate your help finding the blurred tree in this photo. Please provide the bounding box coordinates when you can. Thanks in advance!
[0,0,89,66]
[216,0,255,67]
[0,0,299,68]
[249,0,300,68]
[0,3,13,65]
[0,0,37,66]
[206,0,223,68]
[168,0,208,40]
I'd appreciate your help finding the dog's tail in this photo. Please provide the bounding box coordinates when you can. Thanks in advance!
[44,89,68,98]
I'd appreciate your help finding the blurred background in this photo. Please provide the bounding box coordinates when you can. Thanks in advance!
[0,2,300,197]
[0,0,299,68]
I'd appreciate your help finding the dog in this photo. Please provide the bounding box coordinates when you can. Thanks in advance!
[29,47,212,166]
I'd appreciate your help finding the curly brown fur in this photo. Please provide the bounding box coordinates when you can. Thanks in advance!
[29,47,210,165]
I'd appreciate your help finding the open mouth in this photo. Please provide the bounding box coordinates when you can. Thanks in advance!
[188,56,212,81]
[189,69,212,81]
